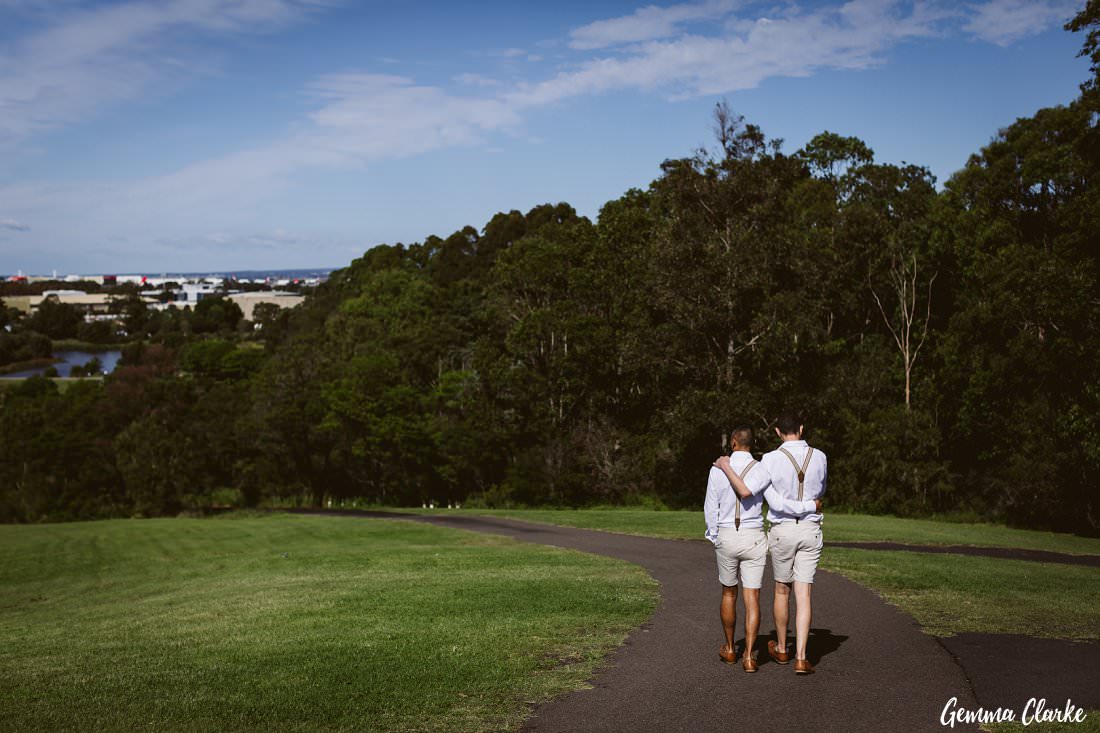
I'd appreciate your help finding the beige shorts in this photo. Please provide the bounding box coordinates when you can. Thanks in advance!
[715,526,767,589]
[769,521,823,584]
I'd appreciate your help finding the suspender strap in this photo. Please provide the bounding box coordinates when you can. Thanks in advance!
[778,447,814,501]
[734,460,758,530]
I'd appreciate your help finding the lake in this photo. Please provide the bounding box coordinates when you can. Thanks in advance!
[1,350,123,379]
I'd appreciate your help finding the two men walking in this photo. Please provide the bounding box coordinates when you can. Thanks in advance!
[703,411,826,675]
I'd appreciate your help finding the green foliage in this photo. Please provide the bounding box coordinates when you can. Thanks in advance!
[181,339,264,381]
[0,330,51,367]
[190,295,243,335]
[26,297,83,339]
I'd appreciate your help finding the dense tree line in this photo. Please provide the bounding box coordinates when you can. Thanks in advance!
[2,9,1097,530]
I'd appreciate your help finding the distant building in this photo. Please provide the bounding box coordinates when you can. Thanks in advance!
[176,282,220,303]
[27,293,157,318]
[226,292,306,321]
[3,295,35,314]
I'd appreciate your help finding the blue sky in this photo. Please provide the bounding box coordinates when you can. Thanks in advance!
[0,0,1090,275]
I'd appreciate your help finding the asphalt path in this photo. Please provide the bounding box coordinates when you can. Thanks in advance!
[328,511,984,733]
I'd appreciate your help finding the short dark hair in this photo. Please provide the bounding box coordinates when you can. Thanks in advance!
[775,411,803,436]
[730,424,754,448]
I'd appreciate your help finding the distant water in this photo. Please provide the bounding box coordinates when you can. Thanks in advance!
[1,350,123,379]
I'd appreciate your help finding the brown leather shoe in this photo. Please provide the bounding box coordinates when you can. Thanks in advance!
[719,644,737,664]
[742,652,758,673]
[794,659,815,675]
[768,640,790,665]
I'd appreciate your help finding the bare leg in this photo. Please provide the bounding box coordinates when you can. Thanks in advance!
[721,585,738,655]
[793,581,813,660]
[742,587,760,658]
[773,581,791,653]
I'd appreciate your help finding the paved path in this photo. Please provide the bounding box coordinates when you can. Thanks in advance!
[333,511,983,732]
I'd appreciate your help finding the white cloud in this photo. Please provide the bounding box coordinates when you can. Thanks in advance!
[569,0,740,50]
[1,218,31,231]
[963,0,1079,46]
[0,0,330,146]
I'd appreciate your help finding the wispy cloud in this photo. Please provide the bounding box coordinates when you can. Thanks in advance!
[963,0,1080,46]
[304,73,522,161]
[0,0,330,147]
[569,0,739,50]
[454,72,504,87]
[515,1,949,105]
[1,218,31,231]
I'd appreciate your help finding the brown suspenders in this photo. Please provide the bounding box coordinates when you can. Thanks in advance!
[734,460,758,530]
[778,446,815,501]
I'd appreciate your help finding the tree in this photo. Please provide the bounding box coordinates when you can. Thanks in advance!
[870,253,937,410]
[27,297,82,339]
[191,296,243,335]
[1067,0,1100,96]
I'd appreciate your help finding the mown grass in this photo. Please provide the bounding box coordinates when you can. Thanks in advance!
[403,508,1100,556]
[821,548,1100,640]
[0,514,657,733]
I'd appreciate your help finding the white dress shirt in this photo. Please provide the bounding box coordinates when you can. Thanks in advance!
[704,450,818,544]
[762,439,827,525]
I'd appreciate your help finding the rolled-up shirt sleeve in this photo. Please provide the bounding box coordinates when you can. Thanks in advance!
[744,464,771,496]
[703,468,724,544]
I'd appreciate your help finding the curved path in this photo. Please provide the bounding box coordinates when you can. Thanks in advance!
[328,511,983,733]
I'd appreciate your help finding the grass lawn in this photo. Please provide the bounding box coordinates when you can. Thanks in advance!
[0,513,657,733]
[403,508,1100,556]
[822,548,1100,640]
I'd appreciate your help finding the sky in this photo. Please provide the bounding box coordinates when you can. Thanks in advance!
[0,0,1091,275]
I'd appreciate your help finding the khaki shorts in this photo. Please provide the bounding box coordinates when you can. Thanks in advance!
[715,526,767,589]
[769,521,823,584]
